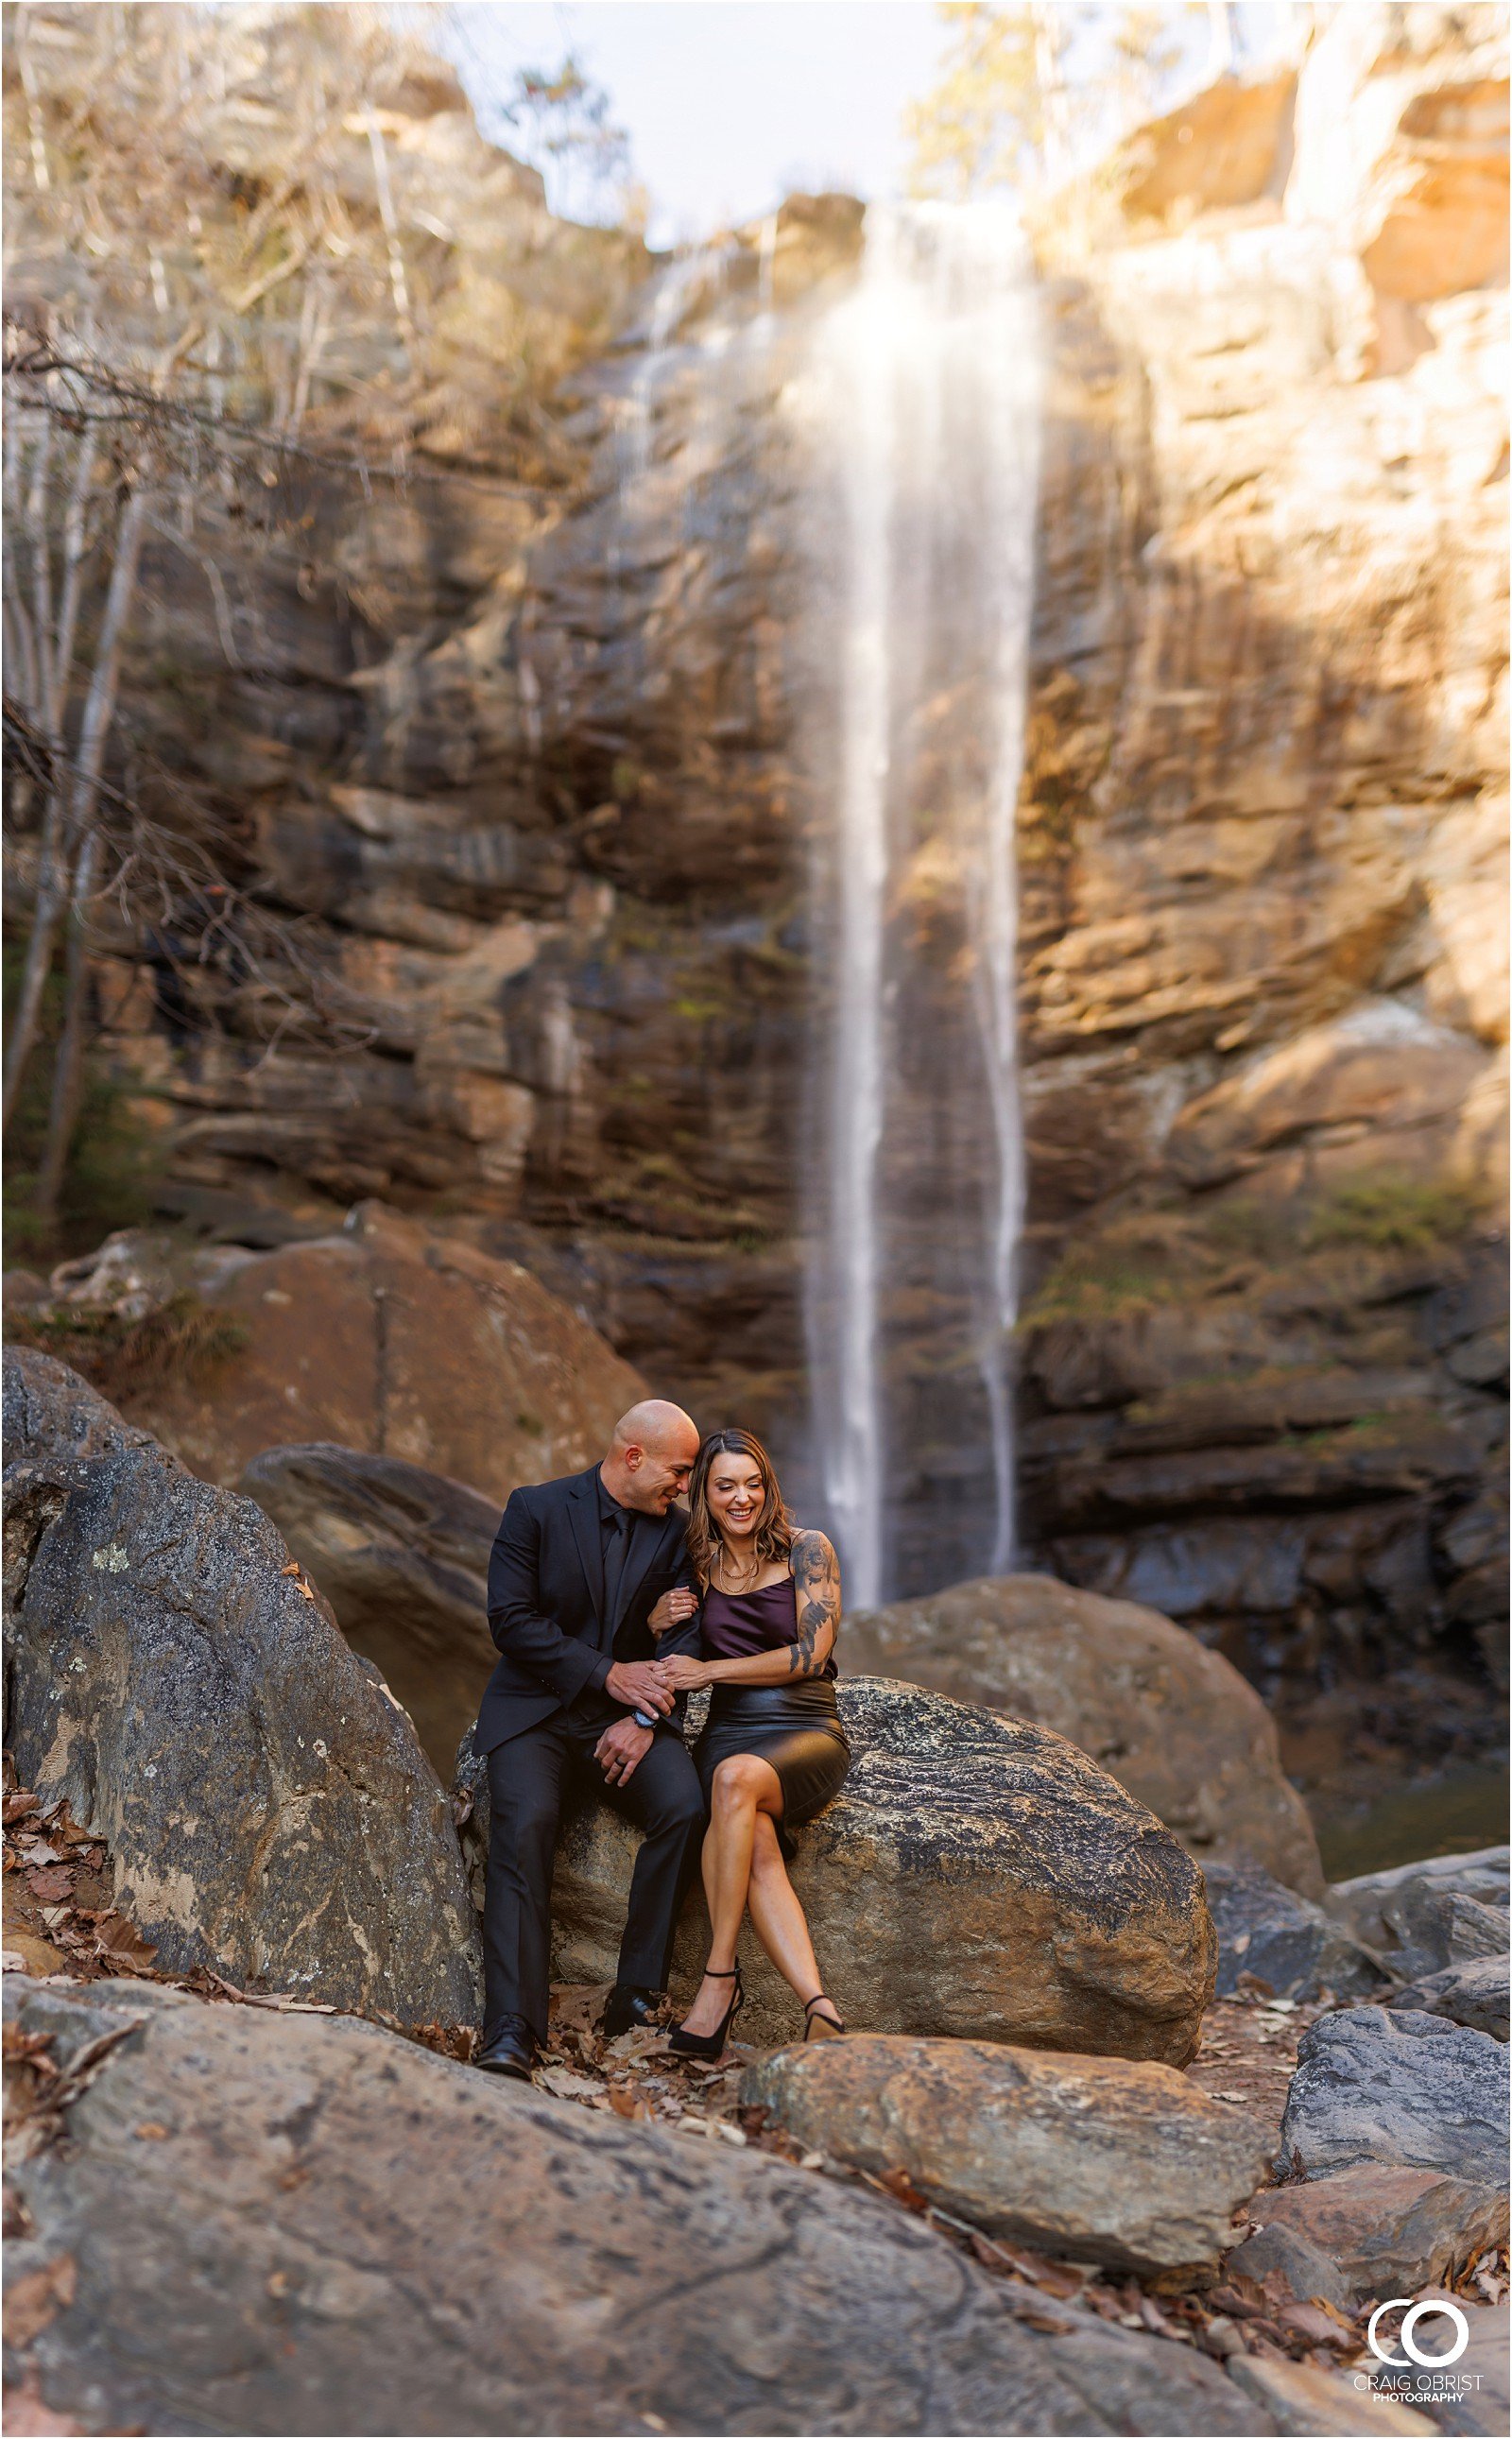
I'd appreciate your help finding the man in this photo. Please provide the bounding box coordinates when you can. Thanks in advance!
[474,1399,707,2080]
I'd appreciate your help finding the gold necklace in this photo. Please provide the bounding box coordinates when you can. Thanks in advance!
[717,1539,760,1593]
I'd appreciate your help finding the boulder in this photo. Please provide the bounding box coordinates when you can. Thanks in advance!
[742,2034,1269,2282]
[839,1574,1323,1895]
[1228,2353,1435,2437]
[1222,2223,1354,2312]
[1377,1882,1509,1984]
[1279,2008,1509,2187]
[458,1677,1217,2063]
[3,1342,157,1464]
[1246,2164,1509,2303]
[3,1975,1277,2437]
[1324,1848,1508,1950]
[38,1202,645,1503]
[239,1442,497,1776]
[1434,2302,1512,2439]
[1390,1958,1509,2043]
[4,1372,479,2026]
[1204,1861,1387,2001]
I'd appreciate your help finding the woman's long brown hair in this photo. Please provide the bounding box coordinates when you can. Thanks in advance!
[686,1428,795,1589]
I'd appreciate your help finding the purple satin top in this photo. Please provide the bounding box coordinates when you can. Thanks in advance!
[699,1575,838,1677]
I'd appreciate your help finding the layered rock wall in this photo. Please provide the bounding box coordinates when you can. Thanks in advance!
[10,8,1505,1700]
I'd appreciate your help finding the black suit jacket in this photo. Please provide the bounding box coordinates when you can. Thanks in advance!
[477,1465,698,1756]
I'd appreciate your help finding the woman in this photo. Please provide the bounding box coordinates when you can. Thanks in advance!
[647,1427,850,2057]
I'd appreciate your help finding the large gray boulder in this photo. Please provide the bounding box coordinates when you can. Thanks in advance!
[1378,1882,1509,1984]
[457,1677,1217,2063]
[3,1341,157,1464]
[743,2034,1270,2282]
[1280,2007,1509,2187]
[1323,1848,1508,1949]
[1390,1957,1509,2043]
[3,1975,1275,2436]
[840,1574,1322,1893]
[239,1441,498,1776]
[1203,1861,1386,2001]
[4,1364,479,2027]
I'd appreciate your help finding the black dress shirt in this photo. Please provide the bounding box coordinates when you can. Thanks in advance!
[596,1469,636,1640]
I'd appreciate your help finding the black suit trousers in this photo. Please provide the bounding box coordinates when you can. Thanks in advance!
[483,1708,706,2044]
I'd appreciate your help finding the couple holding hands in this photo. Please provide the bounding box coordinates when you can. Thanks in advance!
[473,1401,850,2079]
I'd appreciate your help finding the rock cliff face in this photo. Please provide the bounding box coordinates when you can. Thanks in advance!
[17,10,1505,1714]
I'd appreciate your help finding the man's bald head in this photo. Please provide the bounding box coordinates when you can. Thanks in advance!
[601,1399,700,1516]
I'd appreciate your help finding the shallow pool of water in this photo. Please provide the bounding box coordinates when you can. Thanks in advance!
[1316,1762,1510,1881]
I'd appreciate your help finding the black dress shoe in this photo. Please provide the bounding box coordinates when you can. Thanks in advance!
[601,1984,663,2038]
[476,2017,537,2079]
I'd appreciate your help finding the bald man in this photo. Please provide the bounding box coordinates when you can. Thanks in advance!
[473,1400,707,2078]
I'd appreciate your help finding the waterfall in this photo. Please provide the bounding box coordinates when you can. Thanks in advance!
[801,204,1042,1607]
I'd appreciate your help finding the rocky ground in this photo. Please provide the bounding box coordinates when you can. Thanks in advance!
[4,1347,1508,2435]
[4,1826,1506,2435]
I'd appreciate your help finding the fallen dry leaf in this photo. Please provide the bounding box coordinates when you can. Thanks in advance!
[607,2086,652,2121]
[538,2065,604,2102]
[92,1915,157,1969]
[872,2165,933,2215]
[24,1867,74,1905]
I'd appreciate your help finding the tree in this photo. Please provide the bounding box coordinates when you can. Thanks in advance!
[501,53,632,224]
[0,3,507,1239]
[906,1,1251,198]
[2,335,385,1227]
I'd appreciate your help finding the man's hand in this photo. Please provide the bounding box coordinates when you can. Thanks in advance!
[604,1657,675,1715]
[647,1586,699,1638]
[595,1716,654,1788]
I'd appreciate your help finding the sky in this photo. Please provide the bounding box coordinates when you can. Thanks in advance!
[442,2,950,246]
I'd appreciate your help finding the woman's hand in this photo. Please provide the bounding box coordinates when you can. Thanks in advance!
[647,1586,700,1638]
[658,1652,709,1692]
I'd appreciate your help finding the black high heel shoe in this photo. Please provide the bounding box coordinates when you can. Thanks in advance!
[668,1965,744,2060]
[803,1994,846,2040]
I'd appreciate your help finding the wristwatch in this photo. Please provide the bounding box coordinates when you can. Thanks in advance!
[631,1708,658,1730]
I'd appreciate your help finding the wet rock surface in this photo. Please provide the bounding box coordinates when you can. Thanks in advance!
[2,1974,1277,2438]
[1204,1862,1387,2001]
[240,1440,498,1777]
[742,2033,1271,2281]
[1279,2006,1509,2186]
[457,1676,1217,2062]
[4,1368,479,2024]
[842,1574,1323,1892]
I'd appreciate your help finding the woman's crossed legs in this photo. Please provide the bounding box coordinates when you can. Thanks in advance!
[679,1753,840,2039]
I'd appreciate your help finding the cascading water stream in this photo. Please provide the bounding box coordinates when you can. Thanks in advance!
[802,203,1042,1606]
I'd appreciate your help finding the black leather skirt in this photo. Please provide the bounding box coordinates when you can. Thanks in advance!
[693,1680,850,1858]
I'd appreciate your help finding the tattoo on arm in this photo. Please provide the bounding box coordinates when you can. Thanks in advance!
[788,1531,840,1676]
